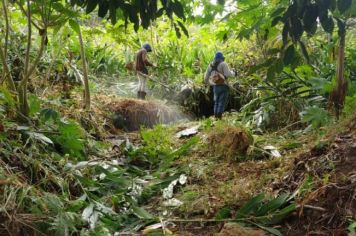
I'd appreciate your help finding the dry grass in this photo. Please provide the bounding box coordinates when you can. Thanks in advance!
[208,126,253,160]
[40,93,188,137]
[108,98,185,131]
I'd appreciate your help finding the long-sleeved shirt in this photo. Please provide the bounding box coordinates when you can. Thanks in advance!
[135,48,153,75]
[204,61,235,86]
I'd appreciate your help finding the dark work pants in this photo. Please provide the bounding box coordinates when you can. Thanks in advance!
[213,85,229,115]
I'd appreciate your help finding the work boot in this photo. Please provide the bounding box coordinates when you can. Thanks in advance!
[141,91,147,100]
[215,113,222,119]
[137,91,141,99]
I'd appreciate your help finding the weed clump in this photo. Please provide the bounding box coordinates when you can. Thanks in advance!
[109,99,184,131]
[208,125,253,160]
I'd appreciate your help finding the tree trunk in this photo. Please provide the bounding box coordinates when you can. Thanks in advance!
[78,27,90,110]
[18,0,47,117]
[0,0,16,92]
[18,0,32,117]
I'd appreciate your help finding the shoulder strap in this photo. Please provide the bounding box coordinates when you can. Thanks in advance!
[211,61,222,72]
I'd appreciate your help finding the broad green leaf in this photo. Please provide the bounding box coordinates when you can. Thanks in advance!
[267,65,276,81]
[86,0,98,14]
[256,193,290,216]
[290,18,303,41]
[109,0,117,24]
[217,0,225,5]
[345,0,356,16]
[169,136,198,159]
[0,86,16,108]
[67,199,86,212]
[282,22,289,46]
[348,221,356,234]
[320,16,334,33]
[177,21,189,37]
[258,203,296,225]
[28,94,41,116]
[75,175,99,187]
[300,106,330,128]
[303,5,318,34]
[215,207,231,220]
[235,193,265,220]
[171,1,185,20]
[274,58,284,74]
[299,41,310,63]
[40,108,59,122]
[69,19,80,34]
[283,45,295,66]
[337,0,352,13]
[336,18,346,36]
[318,0,333,11]
[54,121,85,158]
[132,206,154,219]
[284,3,298,18]
[271,7,286,18]
[253,223,283,236]
[43,193,64,213]
[156,8,165,18]
[174,23,182,38]
[271,16,282,27]
[98,1,109,18]
[330,0,337,11]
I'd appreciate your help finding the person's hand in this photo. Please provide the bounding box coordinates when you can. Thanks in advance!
[233,69,238,76]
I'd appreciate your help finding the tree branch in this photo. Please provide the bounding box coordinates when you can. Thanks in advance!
[0,46,16,92]
[23,0,32,78]
[2,0,9,59]
[0,0,16,92]
[26,33,46,78]
[17,2,41,31]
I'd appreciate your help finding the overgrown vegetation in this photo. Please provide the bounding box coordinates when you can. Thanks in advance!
[0,0,355,235]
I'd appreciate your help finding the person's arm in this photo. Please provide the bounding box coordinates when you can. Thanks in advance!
[204,65,212,85]
[142,50,153,66]
[221,62,235,78]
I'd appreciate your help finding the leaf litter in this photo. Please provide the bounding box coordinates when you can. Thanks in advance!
[1,86,355,236]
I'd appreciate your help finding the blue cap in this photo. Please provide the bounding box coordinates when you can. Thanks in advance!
[142,43,152,52]
[214,52,225,61]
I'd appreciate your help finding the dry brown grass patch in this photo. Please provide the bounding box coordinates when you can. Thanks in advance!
[208,126,253,159]
[108,98,185,131]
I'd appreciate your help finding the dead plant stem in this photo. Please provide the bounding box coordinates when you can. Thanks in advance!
[78,24,91,110]
[24,0,31,78]
[298,204,327,212]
